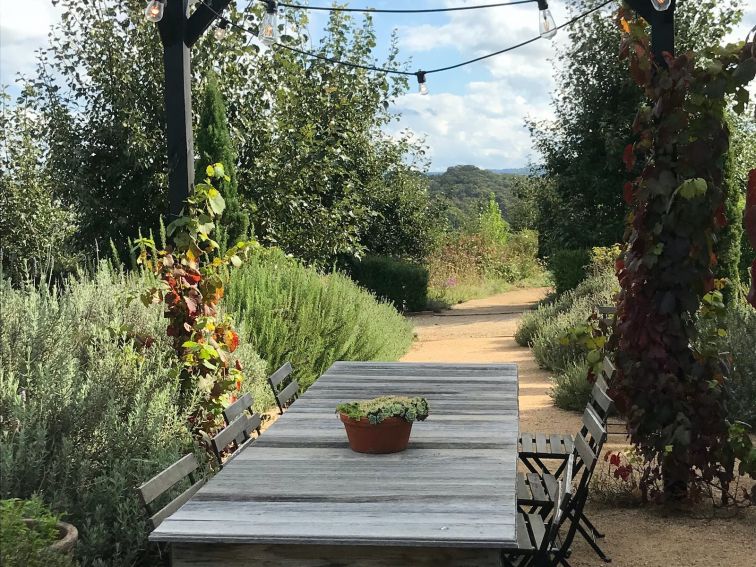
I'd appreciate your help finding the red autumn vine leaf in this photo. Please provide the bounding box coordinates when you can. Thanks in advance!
[623,182,634,205]
[745,169,756,250]
[623,144,636,172]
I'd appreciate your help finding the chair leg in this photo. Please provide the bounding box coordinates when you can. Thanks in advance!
[574,520,611,563]
[579,511,605,539]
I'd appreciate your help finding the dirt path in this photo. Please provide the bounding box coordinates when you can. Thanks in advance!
[402,287,756,567]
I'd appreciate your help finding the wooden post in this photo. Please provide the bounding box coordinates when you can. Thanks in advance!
[156,0,233,218]
[625,0,675,67]
[159,0,194,219]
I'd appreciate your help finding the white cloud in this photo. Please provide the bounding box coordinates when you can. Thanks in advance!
[0,0,60,84]
[389,79,554,170]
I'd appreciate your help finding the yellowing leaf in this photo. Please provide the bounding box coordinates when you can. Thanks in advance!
[620,17,630,34]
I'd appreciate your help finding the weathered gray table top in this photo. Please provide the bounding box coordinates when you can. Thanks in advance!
[150,362,519,549]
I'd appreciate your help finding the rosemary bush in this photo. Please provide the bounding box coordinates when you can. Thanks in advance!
[226,249,414,391]
[0,264,265,566]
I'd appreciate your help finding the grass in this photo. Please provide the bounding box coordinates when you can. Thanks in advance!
[428,272,552,309]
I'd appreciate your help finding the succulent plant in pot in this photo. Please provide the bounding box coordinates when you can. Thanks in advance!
[336,396,429,454]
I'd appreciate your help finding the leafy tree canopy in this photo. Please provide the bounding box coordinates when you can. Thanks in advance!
[528,0,746,256]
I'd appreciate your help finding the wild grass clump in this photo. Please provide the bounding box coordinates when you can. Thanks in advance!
[0,264,222,566]
[427,229,548,306]
[226,249,414,391]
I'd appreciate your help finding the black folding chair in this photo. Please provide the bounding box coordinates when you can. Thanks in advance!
[267,361,299,414]
[519,359,614,478]
[502,455,575,567]
[138,453,206,530]
[518,406,612,563]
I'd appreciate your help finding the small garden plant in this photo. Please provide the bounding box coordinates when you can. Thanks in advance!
[0,498,76,567]
[336,396,430,425]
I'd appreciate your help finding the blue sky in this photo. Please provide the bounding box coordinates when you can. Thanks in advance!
[2,1,754,170]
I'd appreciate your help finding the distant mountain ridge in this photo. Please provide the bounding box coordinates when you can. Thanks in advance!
[427,165,520,227]
[428,166,529,176]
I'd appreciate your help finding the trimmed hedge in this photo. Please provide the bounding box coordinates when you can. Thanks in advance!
[347,255,429,312]
[548,248,590,295]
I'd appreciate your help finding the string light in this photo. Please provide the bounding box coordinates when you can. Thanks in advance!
[536,0,557,39]
[192,0,613,79]
[144,0,165,23]
[215,18,230,40]
[259,0,279,46]
[650,0,672,11]
[262,0,538,14]
[416,71,429,96]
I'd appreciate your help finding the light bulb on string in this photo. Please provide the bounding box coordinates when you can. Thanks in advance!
[215,19,230,40]
[259,0,280,46]
[536,1,557,39]
[650,0,672,11]
[144,0,165,23]
[416,71,429,96]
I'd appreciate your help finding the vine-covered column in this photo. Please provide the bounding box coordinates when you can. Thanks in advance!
[610,11,756,498]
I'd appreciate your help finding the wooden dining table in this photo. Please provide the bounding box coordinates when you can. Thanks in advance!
[150,361,520,566]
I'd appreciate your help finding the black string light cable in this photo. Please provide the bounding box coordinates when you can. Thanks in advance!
[260,0,538,13]
[197,0,615,90]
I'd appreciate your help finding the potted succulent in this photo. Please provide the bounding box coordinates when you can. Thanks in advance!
[336,396,429,454]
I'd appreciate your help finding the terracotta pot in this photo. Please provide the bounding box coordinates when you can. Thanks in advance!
[23,520,78,554]
[339,414,413,454]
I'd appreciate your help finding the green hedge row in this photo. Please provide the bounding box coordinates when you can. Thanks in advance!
[347,255,429,312]
[547,248,591,295]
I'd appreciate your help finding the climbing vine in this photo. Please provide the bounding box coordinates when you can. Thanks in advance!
[610,10,756,499]
[133,164,256,437]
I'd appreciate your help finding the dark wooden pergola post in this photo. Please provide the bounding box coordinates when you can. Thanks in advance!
[625,0,675,67]
[156,0,233,218]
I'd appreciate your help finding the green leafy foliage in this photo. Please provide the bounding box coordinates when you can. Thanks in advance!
[527,0,746,256]
[547,249,591,295]
[0,498,76,567]
[196,71,250,246]
[610,13,756,497]
[347,255,429,312]
[0,90,77,283]
[16,1,436,268]
[135,165,254,436]
[0,265,202,566]
[225,249,414,390]
[549,360,594,413]
[478,194,510,246]
[336,396,429,425]
[427,229,545,306]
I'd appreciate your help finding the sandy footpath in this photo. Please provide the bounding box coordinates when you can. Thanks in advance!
[401,287,756,567]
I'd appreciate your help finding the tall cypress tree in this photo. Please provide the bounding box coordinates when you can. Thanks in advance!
[196,71,249,245]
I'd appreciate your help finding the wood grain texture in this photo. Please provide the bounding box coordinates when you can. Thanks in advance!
[151,362,519,556]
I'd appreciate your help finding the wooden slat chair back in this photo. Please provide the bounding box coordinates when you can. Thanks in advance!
[503,455,575,567]
[519,363,614,477]
[138,454,206,530]
[211,413,257,467]
[267,362,299,414]
[596,304,616,328]
[222,393,262,446]
[595,356,625,438]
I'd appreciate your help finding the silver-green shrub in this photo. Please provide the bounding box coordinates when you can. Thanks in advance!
[0,264,263,566]
[516,267,619,348]
[226,249,414,391]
